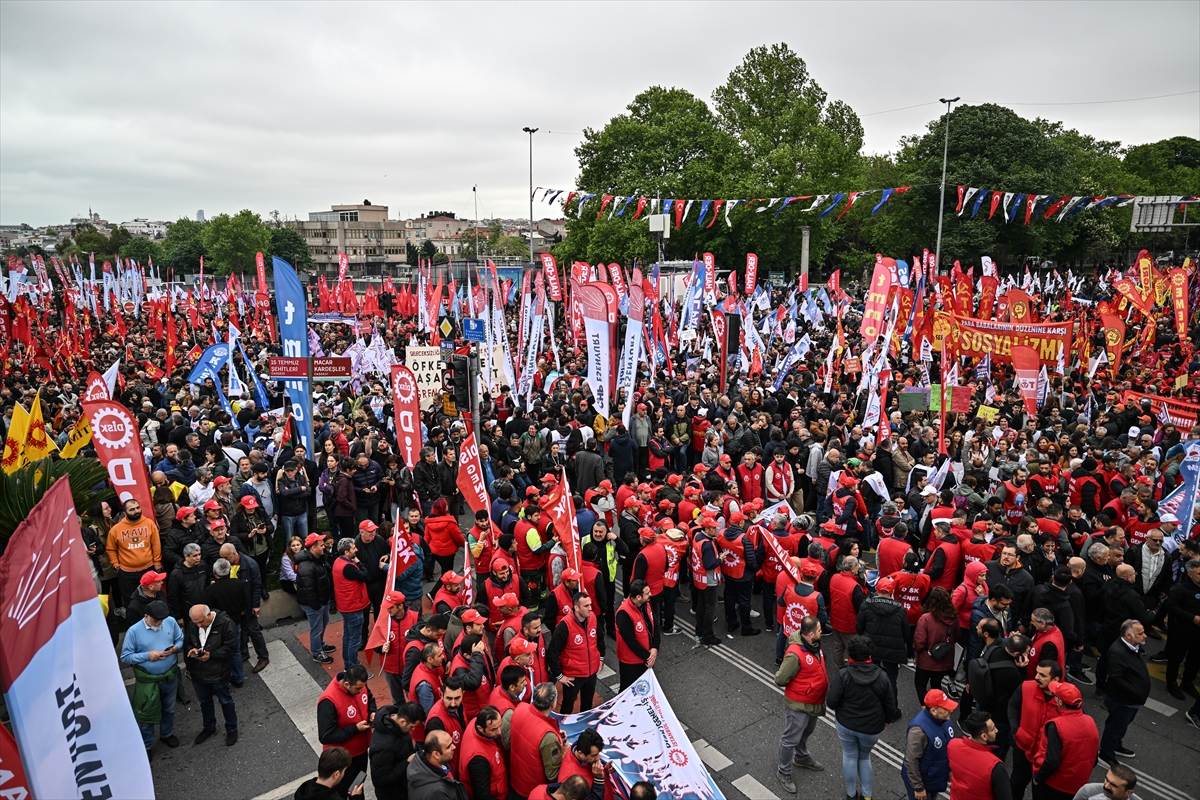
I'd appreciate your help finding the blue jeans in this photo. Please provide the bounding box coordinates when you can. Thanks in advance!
[834,720,881,798]
[301,603,329,656]
[231,623,244,682]
[279,513,309,541]
[342,606,365,667]
[1099,697,1140,761]
[192,679,237,733]
[137,675,177,750]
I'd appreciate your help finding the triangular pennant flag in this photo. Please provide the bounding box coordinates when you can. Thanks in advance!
[959,187,980,216]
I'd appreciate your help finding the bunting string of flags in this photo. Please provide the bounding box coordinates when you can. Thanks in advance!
[955,187,1200,224]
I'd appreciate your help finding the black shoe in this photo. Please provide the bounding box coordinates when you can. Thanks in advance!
[1069,670,1095,686]
[1169,683,1186,700]
[313,653,334,664]
[701,636,722,646]
[775,657,784,666]
[1149,653,1168,664]
[321,644,336,653]
[230,680,244,688]
[162,735,180,748]
[741,628,762,636]
[226,730,238,746]
[1186,710,1200,730]
[1114,746,1135,758]
[194,729,215,745]
[261,589,270,601]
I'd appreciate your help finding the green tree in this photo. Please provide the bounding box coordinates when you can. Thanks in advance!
[201,210,272,275]
[73,223,109,256]
[107,226,133,256]
[269,226,315,272]
[159,218,208,274]
[420,239,437,260]
[406,241,420,266]
[119,236,162,264]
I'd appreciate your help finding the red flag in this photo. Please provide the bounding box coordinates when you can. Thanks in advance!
[1012,346,1041,416]
[744,253,759,295]
[390,365,422,470]
[543,472,582,575]
[540,254,562,301]
[81,399,154,513]
[955,185,966,213]
[987,191,1003,219]
[456,431,491,515]
[0,722,30,800]
[1100,313,1126,376]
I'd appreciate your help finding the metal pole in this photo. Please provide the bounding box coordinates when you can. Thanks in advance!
[800,226,811,282]
[933,97,960,275]
[469,345,481,436]
[522,127,538,266]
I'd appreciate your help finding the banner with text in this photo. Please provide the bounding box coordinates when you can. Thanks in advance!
[950,316,1072,365]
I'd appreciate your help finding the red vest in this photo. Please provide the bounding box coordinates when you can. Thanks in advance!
[828,572,860,633]
[450,651,493,721]
[947,737,1001,800]
[876,536,911,578]
[780,584,822,637]
[433,586,465,615]
[408,661,444,704]
[484,573,517,630]
[332,557,370,613]
[760,531,795,584]
[470,524,496,575]
[494,609,528,662]
[828,492,852,535]
[1034,710,1099,794]
[550,582,575,626]
[1014,681,1059,757]
[318,680,372,757]
[961,539,998,566]
[1002,480,1028,524]
[426,700,464,774]
[458,722,507,800]
[1027,625,1066,678]
[736,463,763,502]
[637,544,668,595]
[556,747,616,800]
[487,683,524,715]
[660,537,686,588]
[1068,474,1100,509]
[509,704,561,796]
[717,532,748,580]
[925,540,962,590]
[382,610,418,675]
[559,613,600,678]
[615,597,653,665]
[529,786,553,800]
[691,535,718,590]
[783,642,829,705]
[515,520,549,571]
[892,571,931,625]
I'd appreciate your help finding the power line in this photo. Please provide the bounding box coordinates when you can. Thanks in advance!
[862,89,1198,116]
[862,102,938,116]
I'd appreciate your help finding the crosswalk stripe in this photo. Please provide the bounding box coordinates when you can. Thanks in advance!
[689,738,734,772]
[258,639,324,755]
[732,774,781,800]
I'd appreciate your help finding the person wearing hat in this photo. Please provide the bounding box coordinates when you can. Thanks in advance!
[690,515,723,646]
[127,568,169,623]
[120,599,185,760]
[857,577,908,707]
[544,568,582,632]
[163,505,201,574]
[1031,680,1100,798]
[615,579,659,690]
[317,664,377,796]
[377,591,419,704]
[515,504,555,609]
[493,594,528,663]
[900,689,958,800]
[232,494,272,592]
[925,520,963,592]
[297,533,337,664]
[719,509,764,637]
[433,572,467,617]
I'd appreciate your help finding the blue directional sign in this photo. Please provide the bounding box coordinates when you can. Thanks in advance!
[462,318,486,342]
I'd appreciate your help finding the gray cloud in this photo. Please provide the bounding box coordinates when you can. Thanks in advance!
[2,1,1196,226]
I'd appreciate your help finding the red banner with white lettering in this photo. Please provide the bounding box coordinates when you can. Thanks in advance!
[859,259,892,342]
[543,472,582,575]
[607,263,627,299]
[390,364,422,470]
[1012,346,1041,416]
[81,399,154,513]
[744,253,758,295]
[256,251,267,293]
[456,431,491,515]
[1168,268,1189,340]
[541,254,563,301]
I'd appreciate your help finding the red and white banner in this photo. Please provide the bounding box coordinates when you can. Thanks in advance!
[859,259,893,342]
[0,479,154,800]
[82,370,109,402]
[1168,268,1189,340]
[255,251,268,293]
[1012,345,1041,416]
[576,284,613,417]
[456,431,491,515]
[389,364,422,470]
[0,722,30,800]
[1121,390,1199,433]
[541,254,563,302]
[542,472,582,575]
[81,399,153,513]
[744,253,758,295]
[608,263,627,299]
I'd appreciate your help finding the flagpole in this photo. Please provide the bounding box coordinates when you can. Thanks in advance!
[933,97,960,277]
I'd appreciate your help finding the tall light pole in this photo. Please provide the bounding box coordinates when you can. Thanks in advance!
[473,185,479,262]
[522,126,538,265]
[933,97,959,276]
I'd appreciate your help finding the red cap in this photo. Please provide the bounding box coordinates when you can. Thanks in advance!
[666,474,683,486]
[461,609,486,623]
[693,464,710,474]
[684,485,700,497]
[598,480,613,492]
[239,495,259,509]
[358,519,379,532]
[304,533,324,547]
[638,527,657,541]
[923,689,959,711]
[637,483,652,492]
[1048,681,1083,707]
[213,476,231,487]
[385,590,407,605]
[560,568,581,581]
[525,486,541,497]
[729,510,746,524]
[203,499,222,510]
[875,577,896,595]
[498,592,520,608]
[719,454,732,465]
[624,497,642,511]
[175,506,197,521]
[541,474,559,485]
[658,499,674,509]
[508,637,538,656]
[139,570,168,587]
[441,571,464,584]
[800,561,822,577]
[637,403,647,410]
[209,518,227,530]
[699,515,718,528]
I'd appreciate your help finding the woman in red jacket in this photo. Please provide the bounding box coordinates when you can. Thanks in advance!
[424,497,465,587]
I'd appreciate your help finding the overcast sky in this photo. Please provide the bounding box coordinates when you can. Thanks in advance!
[2,1,1197,228]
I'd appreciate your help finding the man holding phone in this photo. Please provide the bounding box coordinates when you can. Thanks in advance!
[293,747,366,799]
[120,600,184,760]
[318,665,377,797]
[184,603,240,746]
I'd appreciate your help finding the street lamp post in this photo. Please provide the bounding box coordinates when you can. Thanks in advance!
[933,97,960,277]
[522,126,538,266]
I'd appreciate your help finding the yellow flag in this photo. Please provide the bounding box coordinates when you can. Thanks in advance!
[60,415,93,459]
[1,403,29,474]
[23,391,58,461]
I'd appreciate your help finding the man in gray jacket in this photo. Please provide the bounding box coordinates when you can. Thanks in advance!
[630,404,652,477]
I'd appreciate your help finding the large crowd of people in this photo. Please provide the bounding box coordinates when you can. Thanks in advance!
[3,254,1199,800]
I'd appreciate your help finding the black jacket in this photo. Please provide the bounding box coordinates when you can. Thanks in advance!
[293,777,345,800]
[230,507,272,556]
[408,745,469,800]
[204,575,247,624]
[370,706,416,800]
[168,561,209,620]
[855,595,908,664]
[1126,543,1174,600]
[295,548,333,609]
[983,559,1035,627]
[1078,559,1110,623]
[163,522,202,573]
[276,471,312,517]
[184,609,238,684]
[825,661,900,735]
[200,533,245,572]
[414,461,441,503]
[1166,575,1200,640]
[1029,582,1079,647]
[1104,638,1151,705]
[1100,579,1154,645]
[573,450,606,496]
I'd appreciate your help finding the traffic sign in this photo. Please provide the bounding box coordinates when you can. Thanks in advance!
[311,357,352,381]
[439,318,453,338]
[462,318,486,342]
[268,357,308,379]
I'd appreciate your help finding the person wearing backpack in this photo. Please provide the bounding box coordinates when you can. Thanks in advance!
[969,626,1030,762]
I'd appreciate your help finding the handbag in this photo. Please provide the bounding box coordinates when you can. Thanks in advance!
[929,624,954,661]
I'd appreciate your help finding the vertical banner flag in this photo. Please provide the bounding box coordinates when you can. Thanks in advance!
[0,479,155,800]
[0,722,30,800]
[1012,345,1041,416]
[1100,313,1126,377]
[273,256,313,450]
[712,310,728,394]
[743,253,758,295]
[702,252,716,306]
[618,285,646,430]
[1006,290,1033,322]
[255,251,268,293]
[555,670,724,800]
[607,263,628,299]
[456,431,491,515]
[365,509,421,651]
[577,284,613,417]
[978,276,999,320]
[543,472,582,575]
[540,253,563,301]
[1156,441,1200,537]
[859,257,893,342]
[1168,268,1189,340]
[389,364,422,470]
[81,399,154,513]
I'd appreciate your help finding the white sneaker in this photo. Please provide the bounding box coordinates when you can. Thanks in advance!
[750,609,761,618]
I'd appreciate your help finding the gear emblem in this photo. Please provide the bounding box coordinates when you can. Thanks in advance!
[90,407,134,449]
[393,370,416,404]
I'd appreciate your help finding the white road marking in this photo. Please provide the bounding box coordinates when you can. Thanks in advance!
[597,663,616,680]
[252,774,314,800]
[258,639,324,755]
[689,738,734,772]
[1142,697,1178,717]
[732,774,781,800]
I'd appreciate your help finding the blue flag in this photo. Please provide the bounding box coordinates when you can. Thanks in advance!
[238,340,270,409]
[188,342,231,384]
[273,256,313,451]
